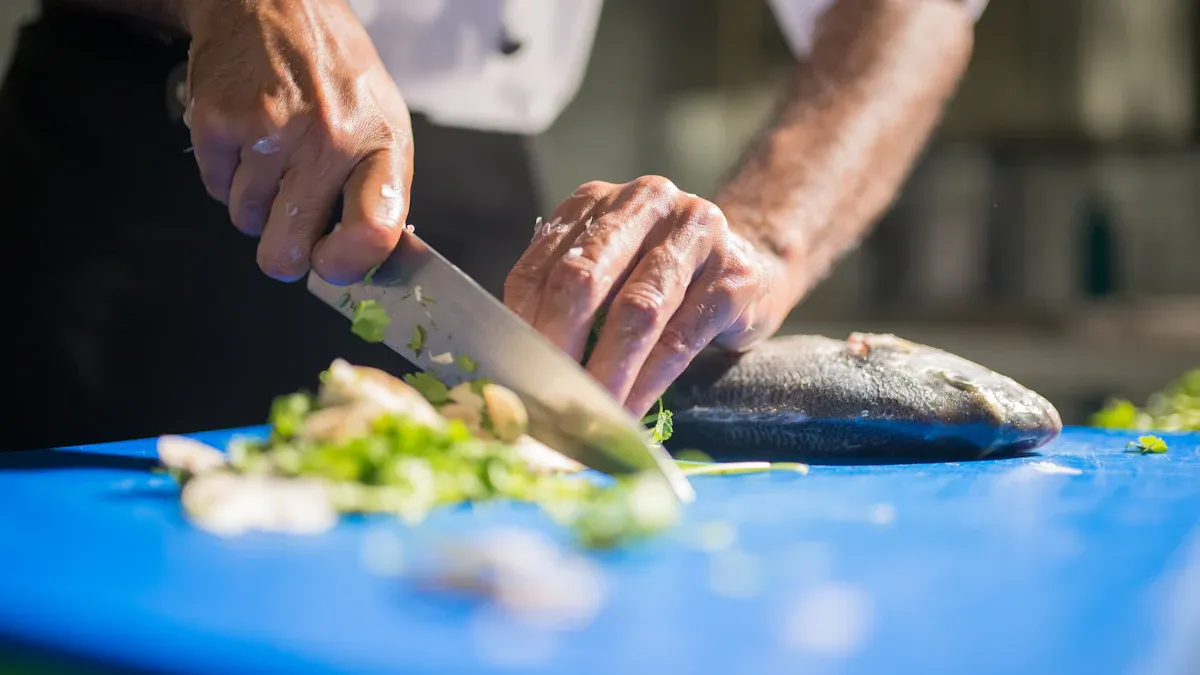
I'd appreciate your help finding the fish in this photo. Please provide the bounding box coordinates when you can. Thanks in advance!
[667,332,1062,464]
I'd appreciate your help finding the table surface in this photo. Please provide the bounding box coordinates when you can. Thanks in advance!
[1,427,1198,675]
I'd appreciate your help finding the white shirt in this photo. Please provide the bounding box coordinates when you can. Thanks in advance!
[347,0,989,136]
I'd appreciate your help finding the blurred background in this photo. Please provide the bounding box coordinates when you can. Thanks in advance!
[3,0,1197,425]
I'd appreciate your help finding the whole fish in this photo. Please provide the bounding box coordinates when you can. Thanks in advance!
[669,332,1062,463]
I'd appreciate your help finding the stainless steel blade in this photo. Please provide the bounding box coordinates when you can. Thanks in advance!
[307,234,694,503]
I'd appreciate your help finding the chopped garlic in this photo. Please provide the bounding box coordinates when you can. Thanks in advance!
[157,435,226,476]
[181,473,337,536]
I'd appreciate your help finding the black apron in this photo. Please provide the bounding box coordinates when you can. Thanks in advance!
[0,4,542,451]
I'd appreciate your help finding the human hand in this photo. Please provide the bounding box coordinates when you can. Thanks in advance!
[181,0,412,283]
[504,176,785,417]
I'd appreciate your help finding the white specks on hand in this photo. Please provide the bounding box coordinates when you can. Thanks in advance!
[251,136,281,155]
[289,246,302,262]
[782,582,875,657]
[286,203,300,218]
[565,246,583,260]
[377,184,404,225]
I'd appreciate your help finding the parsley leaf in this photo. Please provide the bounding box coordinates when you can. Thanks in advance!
[1125,435,1169,455]
[641,398,673,443]
[403,372,450,405]
[350,300,389,342]
[406,325,425,355]
[457,354,478,373]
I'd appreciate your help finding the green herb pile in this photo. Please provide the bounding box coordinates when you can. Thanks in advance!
[1091,367,1200,432]
[217,376,677,549]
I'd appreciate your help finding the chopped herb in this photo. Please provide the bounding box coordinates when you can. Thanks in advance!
[406,325,425,355]
[364,264,383,284]
[336,292,352,309]
[678,461,809,477]
[403,372,450,405]
[582,308,607,365]
[1092,368,1200,432]
[674,449,714,463]
[1125,435,1169,455]
[457,355,478,373]
[350,300,389,343]
[641,398,673,444]
[268,392,314,439]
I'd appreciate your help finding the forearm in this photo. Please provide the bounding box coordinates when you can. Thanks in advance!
[716,0,974,315]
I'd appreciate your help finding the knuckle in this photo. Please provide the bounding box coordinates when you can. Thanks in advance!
[504,262,542,294]
[655,321,699,360]
[229,200,268,236]
[572,180,611,202]
[631,174,676,196]
[613,281,667,327]
[706,278,743,308]
[546,254,601,300]
[678,197,726,230]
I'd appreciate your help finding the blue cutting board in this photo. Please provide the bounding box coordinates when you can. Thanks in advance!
[1,427,1198,675]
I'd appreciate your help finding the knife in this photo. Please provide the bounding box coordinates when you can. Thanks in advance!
[307,233,695,503]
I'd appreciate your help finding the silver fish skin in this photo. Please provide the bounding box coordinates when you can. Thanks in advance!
[668,333,1063,464]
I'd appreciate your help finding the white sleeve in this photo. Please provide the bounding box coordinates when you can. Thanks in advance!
[766,0,990,57]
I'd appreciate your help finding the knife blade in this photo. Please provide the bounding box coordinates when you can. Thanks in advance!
[307,233,695,503]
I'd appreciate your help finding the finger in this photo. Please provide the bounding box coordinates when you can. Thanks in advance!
[189,120,241,205]
[228,134,288,237]
[503,181,617,323]
[584,199,720,404]
[256,160,352,282]
[311,148,411,284]
[623,249,759,417]
[710,240,777,353]
[529,177,682,361]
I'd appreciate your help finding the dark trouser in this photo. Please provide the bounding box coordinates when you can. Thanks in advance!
[0,6,542,451]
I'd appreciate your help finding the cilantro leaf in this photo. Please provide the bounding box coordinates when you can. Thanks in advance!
[457,354,478,373]
[1125,435,1169,455]
[268,392,314,439]
[364,264,382,284]
[350,300,390,343]
[641,398,673,444]
[406,325,426,355]
[403,372,449,405]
